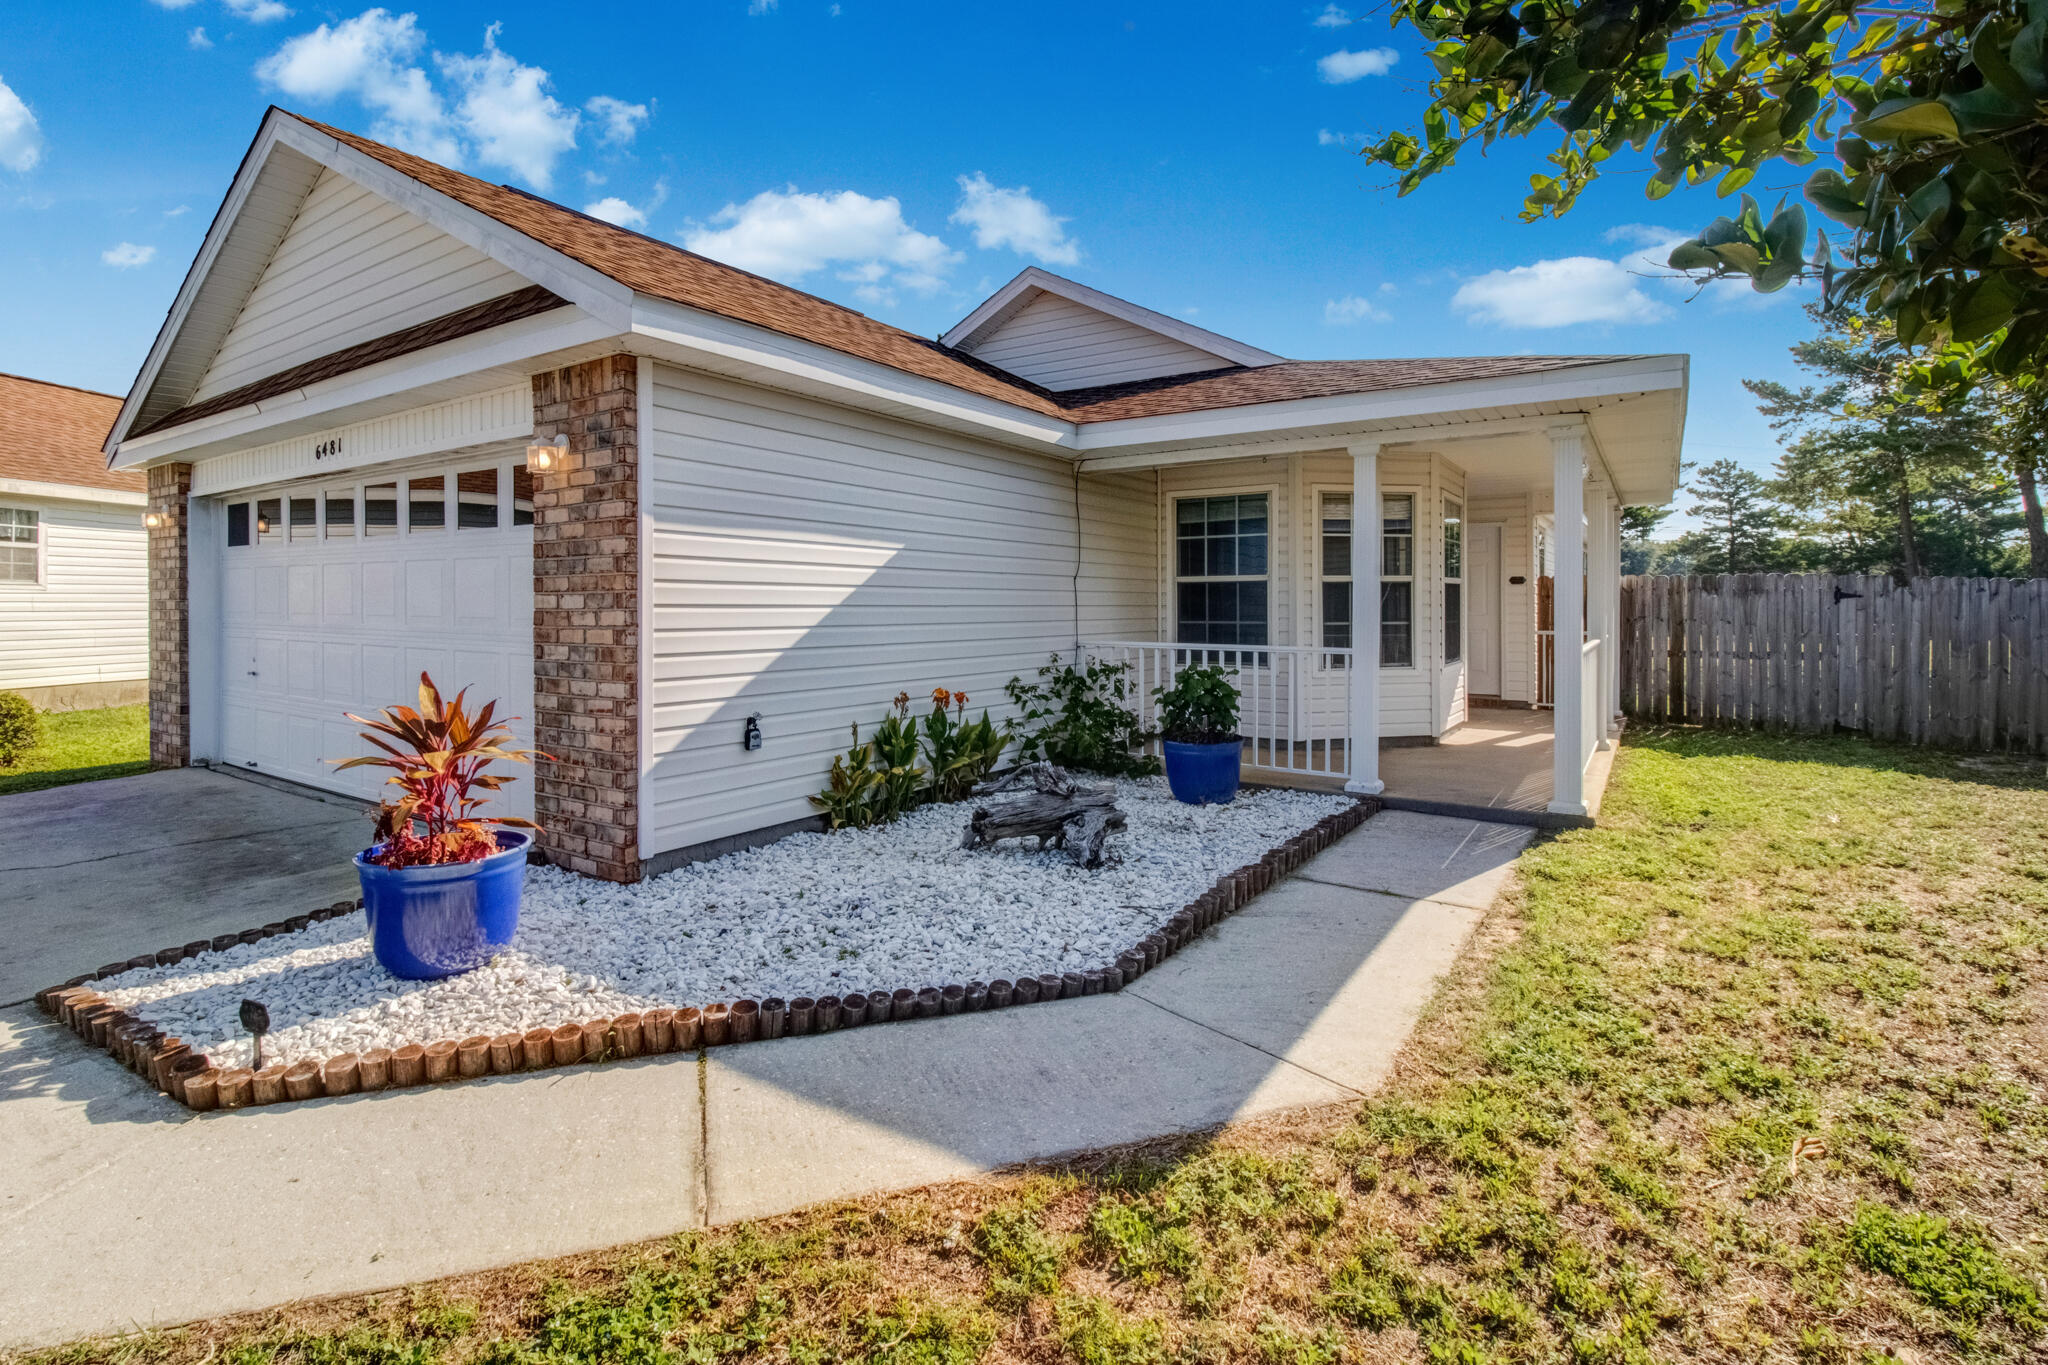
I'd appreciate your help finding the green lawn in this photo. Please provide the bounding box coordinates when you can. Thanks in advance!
[0,703,149,797]
[11,729,2046,1365]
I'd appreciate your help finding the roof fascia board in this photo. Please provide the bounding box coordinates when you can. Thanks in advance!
[1071,355,1687,452]
[942,267,1282,368]
[629,295,1077,449]
[1077,414,1587,474]
[273,119,633,330]
[105,114,294,454]
[112,306,616,467]
[0,477,147,506]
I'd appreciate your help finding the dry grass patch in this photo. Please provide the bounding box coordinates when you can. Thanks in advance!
[12,729,2046,1365]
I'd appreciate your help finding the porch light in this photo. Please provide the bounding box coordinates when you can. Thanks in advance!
[527,433,568,471]
[141,510,168,529]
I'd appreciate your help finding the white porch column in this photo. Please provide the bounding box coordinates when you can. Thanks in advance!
[1549,424,1587,816]
[1346,441,1384,795]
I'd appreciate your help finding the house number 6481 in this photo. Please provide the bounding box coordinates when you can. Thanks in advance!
[314,438,343,459]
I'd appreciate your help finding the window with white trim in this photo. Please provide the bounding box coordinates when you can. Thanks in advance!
[1174,494,1269,647]
[0,507,39,584]
[1443,496,1463,664]
[1320,492,1417,667]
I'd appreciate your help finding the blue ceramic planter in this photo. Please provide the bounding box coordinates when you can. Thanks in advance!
[355,829,530,980]
[1163,738,1242,805]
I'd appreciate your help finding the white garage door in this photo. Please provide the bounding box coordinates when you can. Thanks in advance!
[216,450,536,819]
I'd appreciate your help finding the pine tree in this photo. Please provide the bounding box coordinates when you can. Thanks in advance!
[1668,461,1792,574]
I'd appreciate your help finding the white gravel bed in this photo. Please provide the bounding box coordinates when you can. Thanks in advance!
[96,779,1351,1070]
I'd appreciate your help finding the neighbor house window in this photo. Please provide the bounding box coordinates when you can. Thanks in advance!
[1381,494,1415,667]
[0,507,38,584]
[1319,492,1352,664]
[1443,497,1463,665]
[1174,494,1269,648]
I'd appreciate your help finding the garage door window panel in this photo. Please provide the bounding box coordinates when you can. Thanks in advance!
[256,498,282,546]
[227,502,250,548]
[512,465,535,526]
[288,496,318,542]
[364,482,398,538]
[325,488,357,538]
[408,475,446,532]
[456,468,500,529]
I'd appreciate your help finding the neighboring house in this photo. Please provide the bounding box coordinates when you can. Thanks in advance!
[0,372,148,711]
[105,109,1685,882]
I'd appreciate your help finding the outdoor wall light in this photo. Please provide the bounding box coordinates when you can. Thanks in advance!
[255,511,272,534]
[141,510,168,529]
[527,433,569,471]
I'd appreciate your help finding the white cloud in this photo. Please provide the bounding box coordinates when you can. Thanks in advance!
[0,76,43,173]
[148,0,200,8]
[584,94,647,145]
[950,172,1079,266]
[1317,128,1365,147]
[165,204,191,217]
[1452,255,1668,328]
[1317,47,1398,82]
[684,186,959,303]
[1325,294,1391,325]
[436,25,579,189]
[188,26,213,48]
[256,10,460,165]
[1312,3,1353,26]
[226,0,293,21]
[102,242,157,268]
[749,0,777,12]
[583,195,646,228]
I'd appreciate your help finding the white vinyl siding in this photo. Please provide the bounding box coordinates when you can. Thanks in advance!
[1078,469,1159,640]
[644,366,1153,857]
[1468,493,1536,703]
[190,168,531,404]
[961,291,1233,391]
[0,496,147,691]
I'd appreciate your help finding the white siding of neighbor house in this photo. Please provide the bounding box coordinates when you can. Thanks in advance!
[0,495,147,691]
[644,366,1155,856]
[962,292,1234,391]
[190,168,531,404]
[1468,493,1536,704]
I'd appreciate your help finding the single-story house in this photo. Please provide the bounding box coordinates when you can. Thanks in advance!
[105,108,1685,882]
[1,372,148,711]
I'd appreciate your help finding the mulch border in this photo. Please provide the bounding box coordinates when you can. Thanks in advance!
[34,798,1379,1112]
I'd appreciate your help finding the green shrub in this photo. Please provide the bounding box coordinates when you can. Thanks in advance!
[1004,655,1159,778]
[0,691,42,769]
[1152,665,1240,744]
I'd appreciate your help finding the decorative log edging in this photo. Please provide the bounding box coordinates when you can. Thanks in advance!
[36,798,1379,1112]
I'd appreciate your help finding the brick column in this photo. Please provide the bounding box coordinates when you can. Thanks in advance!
[147,462,193,769]
[530,355,641,882]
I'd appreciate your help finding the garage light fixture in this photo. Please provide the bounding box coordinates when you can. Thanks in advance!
[255,510,272,534]
[141,510,168,529]
[527,433,568,471]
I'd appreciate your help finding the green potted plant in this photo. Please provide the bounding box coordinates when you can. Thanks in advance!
[335,674,546,980]
[1152,665,1242,804]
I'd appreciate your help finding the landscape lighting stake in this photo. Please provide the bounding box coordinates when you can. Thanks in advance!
[239,999,270,1070]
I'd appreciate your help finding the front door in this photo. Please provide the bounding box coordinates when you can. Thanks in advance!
[1468,523,1503,696]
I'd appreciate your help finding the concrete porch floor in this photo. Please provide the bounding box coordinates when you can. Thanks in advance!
[1246,707,1617,828]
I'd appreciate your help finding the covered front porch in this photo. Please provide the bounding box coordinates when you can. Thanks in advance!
[1074,408,1662,826]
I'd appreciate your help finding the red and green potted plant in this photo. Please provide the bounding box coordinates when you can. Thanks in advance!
[1153,664,1243,805]
[335,674,546,980]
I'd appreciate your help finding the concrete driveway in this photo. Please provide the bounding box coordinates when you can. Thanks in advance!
[0,768,369,1007]
[0,801,1530,1350]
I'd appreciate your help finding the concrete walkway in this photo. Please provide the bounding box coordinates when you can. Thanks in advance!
[0,807,1530,1349]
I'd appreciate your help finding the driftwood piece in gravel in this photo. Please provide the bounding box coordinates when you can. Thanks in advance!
[961,762,1128,868]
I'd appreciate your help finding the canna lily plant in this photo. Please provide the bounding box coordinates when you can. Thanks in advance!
[335,672,548,869]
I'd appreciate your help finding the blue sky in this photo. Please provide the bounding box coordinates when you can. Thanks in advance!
[0,0,1820,518]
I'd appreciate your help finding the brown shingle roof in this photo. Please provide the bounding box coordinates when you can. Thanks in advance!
[0,373,139,494]
[154,114,1648,436]
[1057,356,1650,423]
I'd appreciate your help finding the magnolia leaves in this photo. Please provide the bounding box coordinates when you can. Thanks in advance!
[1666,194,1809,293]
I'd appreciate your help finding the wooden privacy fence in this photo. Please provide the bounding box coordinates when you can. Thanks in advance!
[1618,573,2048,755]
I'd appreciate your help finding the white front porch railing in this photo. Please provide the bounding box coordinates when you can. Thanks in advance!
[1079,641,1356,779]
[1579,638,1602,773]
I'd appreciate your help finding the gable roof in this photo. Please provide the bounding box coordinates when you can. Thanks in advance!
[0,373,140,494]
[117,110,1673,453]
[942,267,1282,376]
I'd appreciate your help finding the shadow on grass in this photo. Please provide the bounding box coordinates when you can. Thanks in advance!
[0,759,152,799]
